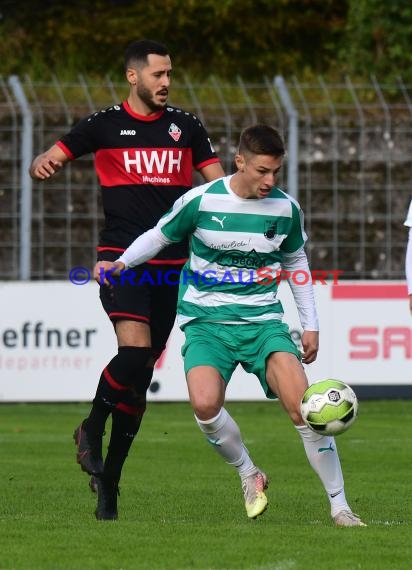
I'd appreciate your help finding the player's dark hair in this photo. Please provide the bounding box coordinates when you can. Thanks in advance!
[238,124,285,157]
[124,39,169,70]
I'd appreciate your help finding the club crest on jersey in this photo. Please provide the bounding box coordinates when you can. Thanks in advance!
[264,220,278,240]
[168,123,182,141]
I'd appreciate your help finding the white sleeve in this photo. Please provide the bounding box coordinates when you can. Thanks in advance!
[116,227,173,269]
[406,228,412,294]
[281,248,319,331]
[404,199,412,227]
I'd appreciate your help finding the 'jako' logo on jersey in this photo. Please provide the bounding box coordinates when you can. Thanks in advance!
[120,129,136,135]
[168,123,182,141]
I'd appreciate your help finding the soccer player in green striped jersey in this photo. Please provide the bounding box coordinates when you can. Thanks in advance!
[95,125,365,526]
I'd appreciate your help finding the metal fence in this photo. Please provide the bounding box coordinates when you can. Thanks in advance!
[1,74,411,280]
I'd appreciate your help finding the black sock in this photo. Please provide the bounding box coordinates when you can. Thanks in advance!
[86,347,151,436]
[103,365,153,483]
[103,404,145,483]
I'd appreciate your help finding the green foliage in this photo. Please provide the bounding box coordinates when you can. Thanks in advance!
[1,401,411,569]
[1,0,348,79]
[340,0,412,80]
[2,0,412,81]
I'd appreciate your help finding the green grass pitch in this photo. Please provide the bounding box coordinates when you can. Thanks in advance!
[1,400,411,570]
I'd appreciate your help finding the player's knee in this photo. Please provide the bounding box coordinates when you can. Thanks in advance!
[131,367,153,395]
[191,399,221,421]
[116,346,152,388]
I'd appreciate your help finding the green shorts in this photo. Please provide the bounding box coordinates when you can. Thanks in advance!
[181,321,301,399]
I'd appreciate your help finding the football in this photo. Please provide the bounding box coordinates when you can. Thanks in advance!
[300,379,358,436]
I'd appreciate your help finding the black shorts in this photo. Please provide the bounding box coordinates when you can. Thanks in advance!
[98,252,182,355]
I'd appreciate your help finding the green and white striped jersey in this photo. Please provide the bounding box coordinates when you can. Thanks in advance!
[155,175,307,327]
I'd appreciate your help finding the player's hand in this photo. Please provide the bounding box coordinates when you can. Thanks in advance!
[94,261,125,286]
[30,158,63,179]
[301,330,319,364]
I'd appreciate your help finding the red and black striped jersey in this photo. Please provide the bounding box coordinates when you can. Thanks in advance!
[57,101,220,261]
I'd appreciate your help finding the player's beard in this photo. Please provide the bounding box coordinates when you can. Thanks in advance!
[136,83,168,112]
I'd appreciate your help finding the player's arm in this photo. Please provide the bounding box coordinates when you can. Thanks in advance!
[94,190,201,285]
[281,202,319,364]
[29,144,70,180]
[94,226,172,285]
[118,226,172,269]
[300,330,319,365]
[198,161,225,182]
[282,248,319,364]
[117,190,199,269]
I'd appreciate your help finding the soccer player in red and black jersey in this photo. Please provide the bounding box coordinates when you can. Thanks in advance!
[29,39,224,520]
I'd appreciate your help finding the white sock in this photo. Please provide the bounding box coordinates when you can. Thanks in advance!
[296,425,349,516]
[195,408,256,478]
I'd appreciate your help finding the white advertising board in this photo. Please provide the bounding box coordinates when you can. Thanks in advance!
[0,280,410,402]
